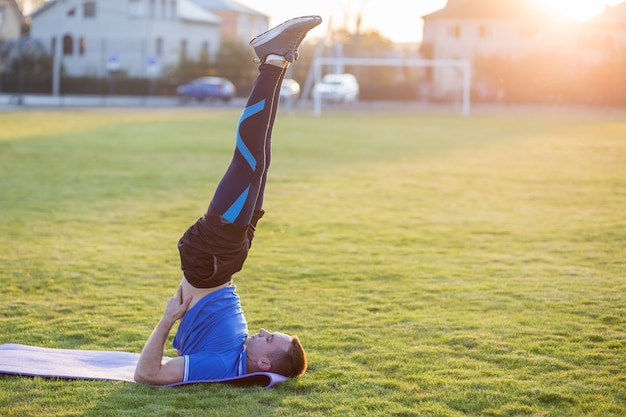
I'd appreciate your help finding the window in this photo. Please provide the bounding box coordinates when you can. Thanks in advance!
[79,37,86,55]
[520,27,530,39]
[237,14,249,41]
[84,1,96,18]
[520,26,539,40]
[63,34,74,56]
[478,25,491,39]
[180,39,187,60]
[449,25,461,39]
[149,0,156,18]
[170,0,177,20]
[155,37,163,57]
[199,41,209,64]
[128,0,144,18]
[161,0,166,19]
[0,6,5,27]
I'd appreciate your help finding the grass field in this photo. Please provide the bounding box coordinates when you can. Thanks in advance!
[0,107,624,417]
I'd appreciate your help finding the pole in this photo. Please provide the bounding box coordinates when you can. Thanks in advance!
[313,58,322,117]
[462,60,471,117]
[52,35,62,95]
[18,36,24,105]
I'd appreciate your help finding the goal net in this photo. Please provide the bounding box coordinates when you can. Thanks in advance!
[308,57,472,116]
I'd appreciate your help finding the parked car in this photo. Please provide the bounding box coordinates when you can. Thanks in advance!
[280,78,301,101]
[312,73,359,103]
[177,77,236,102]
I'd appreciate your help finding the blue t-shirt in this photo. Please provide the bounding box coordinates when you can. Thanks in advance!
[172,286,248,382]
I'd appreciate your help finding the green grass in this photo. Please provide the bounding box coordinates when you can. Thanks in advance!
[0,107,624,416]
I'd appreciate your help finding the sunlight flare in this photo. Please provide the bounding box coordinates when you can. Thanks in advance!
[531,0,620,22]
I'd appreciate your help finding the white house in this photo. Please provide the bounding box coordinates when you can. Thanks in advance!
[577,1,626,64]
[29,0,223,78]
[421,0,578,60]
[420,0,578,99]
[190,0,268,45]
[0,0,24,41]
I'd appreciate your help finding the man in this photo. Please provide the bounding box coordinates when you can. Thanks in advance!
[134,15,322,385]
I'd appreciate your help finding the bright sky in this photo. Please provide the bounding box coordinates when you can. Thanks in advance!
[236,0,626,43]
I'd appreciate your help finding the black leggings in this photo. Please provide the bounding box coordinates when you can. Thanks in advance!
[178,64,287,288]
[210,63,287,228]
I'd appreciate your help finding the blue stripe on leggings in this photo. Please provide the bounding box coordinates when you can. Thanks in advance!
[236,99,266,171]
[223,185,251,223]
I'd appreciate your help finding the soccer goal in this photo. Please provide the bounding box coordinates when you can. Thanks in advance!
[309,57,472,116]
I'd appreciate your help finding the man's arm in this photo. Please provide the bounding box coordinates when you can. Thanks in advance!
[134,286,192,385]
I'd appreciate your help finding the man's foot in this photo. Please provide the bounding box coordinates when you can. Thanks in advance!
[250,15,322,64]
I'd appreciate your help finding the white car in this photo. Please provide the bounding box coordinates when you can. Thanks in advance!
[312,73,359,103]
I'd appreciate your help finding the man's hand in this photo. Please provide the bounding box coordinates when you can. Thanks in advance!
[162,286,192,325]
[134,286,191,385]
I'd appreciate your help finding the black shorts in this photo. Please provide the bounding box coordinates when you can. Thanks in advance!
[178,205,264,288]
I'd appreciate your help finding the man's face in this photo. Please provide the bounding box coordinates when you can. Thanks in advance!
[245,328,291,360]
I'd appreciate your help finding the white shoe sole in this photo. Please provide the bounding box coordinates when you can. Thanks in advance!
[249,15,322,48]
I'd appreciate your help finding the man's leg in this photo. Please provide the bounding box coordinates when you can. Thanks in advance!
[210,62,287,228]
[178,16,322,288]
[211,15,323,227]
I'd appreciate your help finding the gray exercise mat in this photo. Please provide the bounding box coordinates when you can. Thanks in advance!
[0,344,287,388]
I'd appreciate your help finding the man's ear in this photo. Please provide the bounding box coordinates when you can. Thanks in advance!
[257,358,271,371]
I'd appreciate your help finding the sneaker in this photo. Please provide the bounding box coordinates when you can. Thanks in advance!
[250,15,322,64]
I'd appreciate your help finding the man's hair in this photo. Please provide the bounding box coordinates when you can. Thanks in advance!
[270,335,307,378]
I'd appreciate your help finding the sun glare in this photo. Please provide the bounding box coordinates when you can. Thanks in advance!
[531,0,618,22]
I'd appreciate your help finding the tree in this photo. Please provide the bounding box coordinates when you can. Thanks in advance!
[213,38,257,95]
[0,38,53,93]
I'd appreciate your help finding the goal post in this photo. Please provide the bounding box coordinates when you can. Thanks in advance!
[310,57,472,117]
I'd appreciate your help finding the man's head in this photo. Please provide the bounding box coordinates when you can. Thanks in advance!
[245,328,307,378]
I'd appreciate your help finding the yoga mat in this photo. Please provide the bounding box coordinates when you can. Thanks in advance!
[0,344,287,388]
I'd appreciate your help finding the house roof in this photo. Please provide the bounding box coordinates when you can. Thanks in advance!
[29,0,57,18]
[179,0,222,24]
[5,0,25,21]
[586,1,626,26]
[422,0,569,22]
[189,0,266,17]
[29,0,222,24]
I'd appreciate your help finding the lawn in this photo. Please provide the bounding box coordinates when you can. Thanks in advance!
[0,107,624,416]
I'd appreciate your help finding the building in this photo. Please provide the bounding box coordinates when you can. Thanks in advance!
[190,0,268,45]
[421,0,577,61]
[578,2,626,64]
[0,0,24,41]
[28,0,267,78]
[420,0,578,100]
